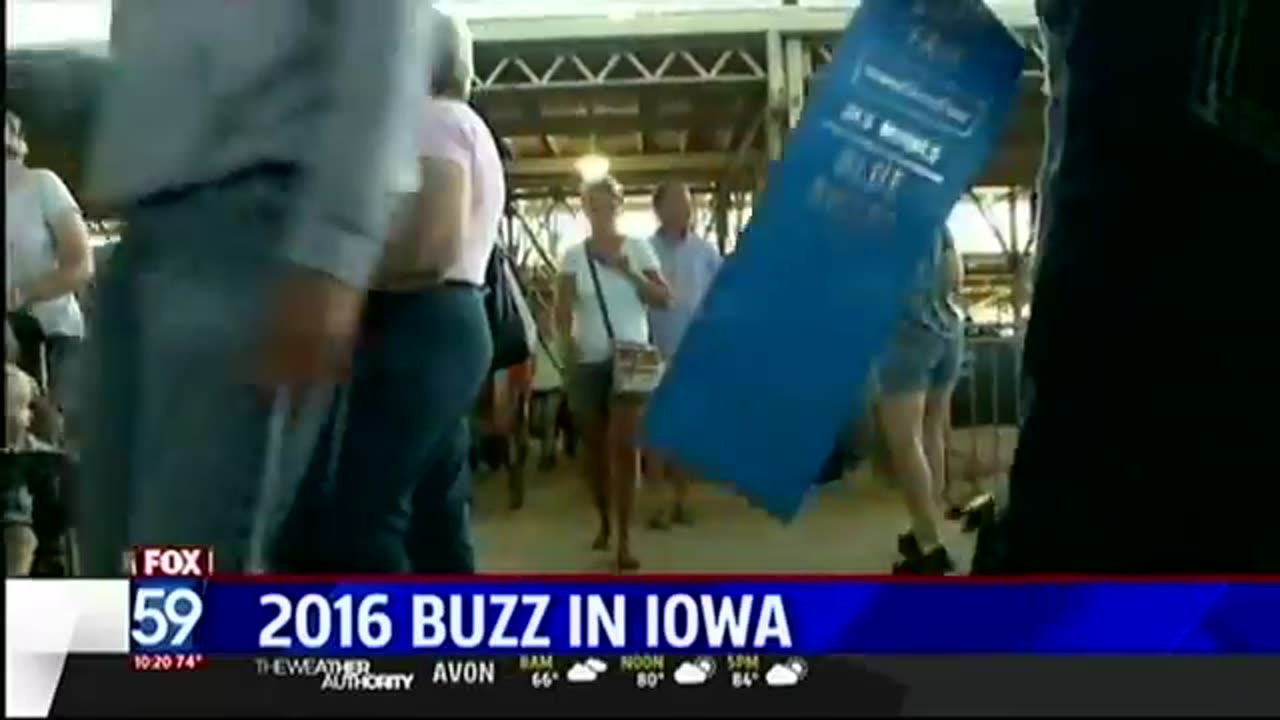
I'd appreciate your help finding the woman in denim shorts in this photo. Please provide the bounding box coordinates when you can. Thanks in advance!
[875,230,965,575]
[554,177,673,572]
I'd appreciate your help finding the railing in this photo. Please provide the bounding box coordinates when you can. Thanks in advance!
[948,326,1024,495]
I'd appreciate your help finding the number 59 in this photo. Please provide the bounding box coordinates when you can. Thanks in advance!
[131,588,204,648]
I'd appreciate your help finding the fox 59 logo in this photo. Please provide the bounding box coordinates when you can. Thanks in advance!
[131,583,205,651]
[128,547,213,651]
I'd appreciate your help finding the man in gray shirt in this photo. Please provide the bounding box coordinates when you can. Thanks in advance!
[78,0,430,575]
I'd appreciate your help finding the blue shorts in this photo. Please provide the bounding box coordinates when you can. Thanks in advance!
[3,485,33,526]
[876,327,963,396]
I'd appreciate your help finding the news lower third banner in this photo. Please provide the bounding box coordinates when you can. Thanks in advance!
[131,578,1280,656]
[12,579,1280,715]
[642,0,1027,518]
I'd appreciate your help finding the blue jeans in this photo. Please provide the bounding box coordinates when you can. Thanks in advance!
[76,166,335,575]
[407,417,478,574]
[283,284,491,574]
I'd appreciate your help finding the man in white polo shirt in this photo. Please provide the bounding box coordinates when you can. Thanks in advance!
[645,181,722,528]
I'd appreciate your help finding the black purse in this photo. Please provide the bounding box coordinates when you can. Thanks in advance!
[484,246,532,372]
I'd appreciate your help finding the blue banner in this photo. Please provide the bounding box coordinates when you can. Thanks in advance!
[642,0,1026,518]
[130,579,1280,656]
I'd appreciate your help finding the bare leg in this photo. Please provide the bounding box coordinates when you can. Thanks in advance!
[866,400,896,487]
[4,525,38,577]
[667,460,692,525]
[582,422,610,550]
[534,393,558,470]
[610,399,643,571]
[559,396,578,458]
[878,392,943,549]
[923,386,955,507]
[509,388,529,510]
[644,449,671,529]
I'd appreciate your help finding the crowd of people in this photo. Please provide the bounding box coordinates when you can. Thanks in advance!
[6,1,1275,578]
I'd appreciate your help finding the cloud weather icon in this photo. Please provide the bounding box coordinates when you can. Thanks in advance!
[566,663,599,683]
[764,658,808,687]
[673,657,717,686]
[566,658,609,683]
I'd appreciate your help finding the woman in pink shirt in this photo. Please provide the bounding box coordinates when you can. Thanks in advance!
[281,9,503,574]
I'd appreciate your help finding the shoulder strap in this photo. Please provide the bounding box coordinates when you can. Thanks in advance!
[585,250,617,343]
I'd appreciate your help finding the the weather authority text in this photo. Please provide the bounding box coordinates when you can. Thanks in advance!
[256,658,415,692]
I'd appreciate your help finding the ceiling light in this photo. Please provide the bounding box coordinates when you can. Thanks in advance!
[574,154,611,182]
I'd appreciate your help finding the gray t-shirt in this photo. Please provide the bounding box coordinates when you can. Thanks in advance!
[902,230,962,338]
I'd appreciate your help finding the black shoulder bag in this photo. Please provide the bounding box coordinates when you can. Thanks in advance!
[484,246,532,372]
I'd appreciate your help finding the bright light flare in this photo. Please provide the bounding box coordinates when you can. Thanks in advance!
[574,154,611,182]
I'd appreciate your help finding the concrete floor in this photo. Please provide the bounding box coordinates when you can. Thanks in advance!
[468,457,993,575]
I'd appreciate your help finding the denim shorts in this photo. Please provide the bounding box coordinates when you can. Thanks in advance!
[2,485,34,526]
[876,326,963,396]
[568,362,613,427]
